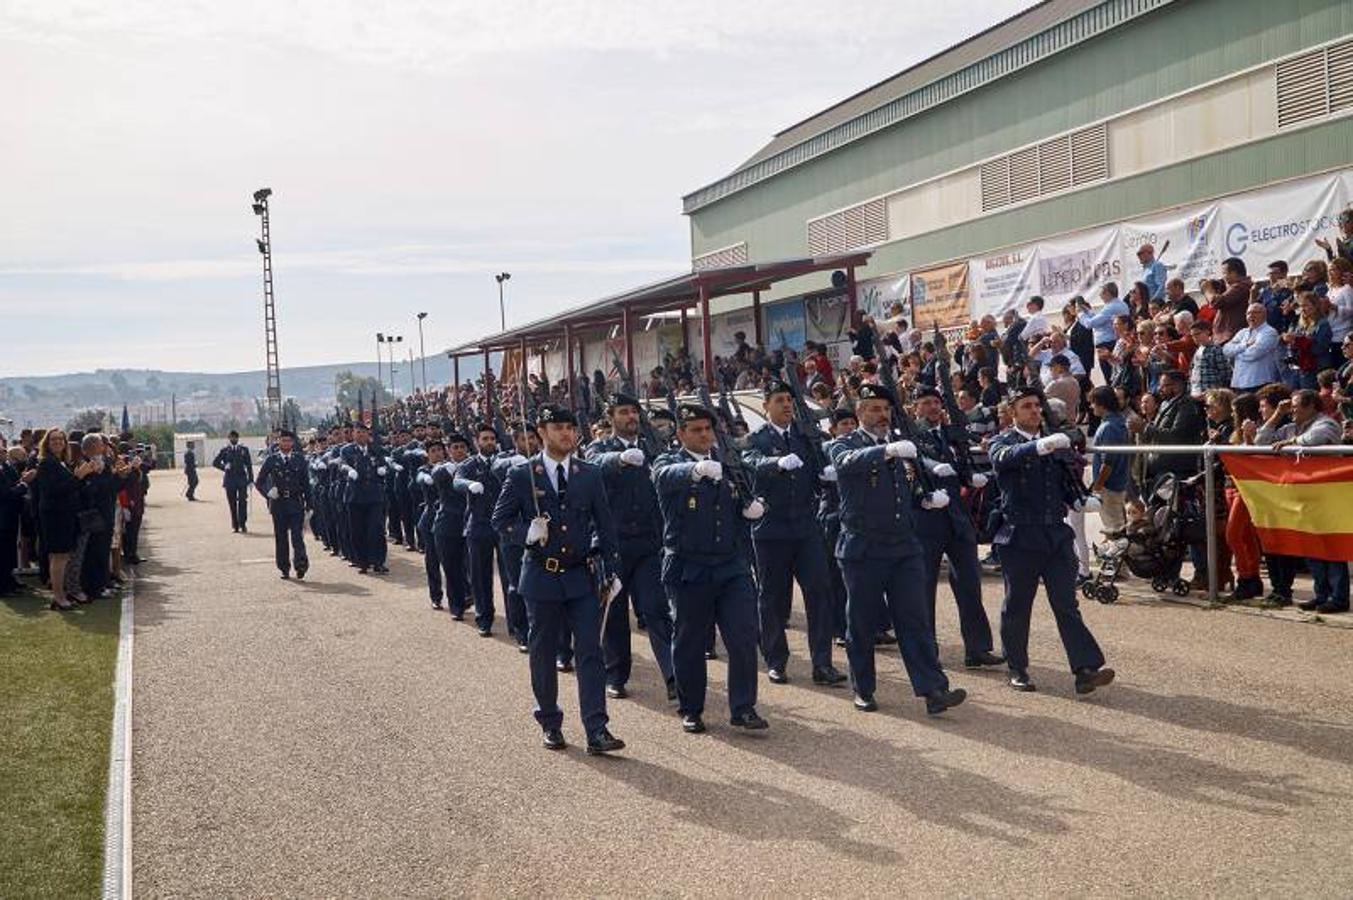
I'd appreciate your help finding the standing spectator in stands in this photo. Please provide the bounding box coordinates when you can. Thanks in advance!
[0,446,25,596]
[1134,369,1206,479]
[806,341,834,388]
[848,315,877,361]
[1211,257,1253,343]
[1281,292,1334,389]
[1226,393,1266,601]
[997,308,1028,389]
[1326,257,1353,344]
[1088,386,1129,544]
[1297,259,1329,299]
[1136,243,1167,300]
[1126,281,1153,323]
[1256,260,1294,331]
[1314,207,1353,266]
[31,429,94,611]
[1223,303,1283,392]
[1077,282,1129,382]
[1062,298,1096,378]
[1043,355,1081,415]
[1164,278,1199,317]
[1020,296,1051,344]
[1187,320,1231,399]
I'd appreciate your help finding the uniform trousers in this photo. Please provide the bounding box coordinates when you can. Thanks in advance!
[525,590,608,738]
[499,541,529,642]
[602,549,674,688]
[754,534,834,671]
[271,507,308,575]
[919,530,994,657]
[840,553,948,699]
[348,501,386,569]
[433,524,470,613]
[225,483,249,529]
[996,529,1105,674]
[466,535,499,630]
[667,561,759,718]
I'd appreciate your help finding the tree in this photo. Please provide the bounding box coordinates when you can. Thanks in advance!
[334,371,390,411]
[66,408,110,432]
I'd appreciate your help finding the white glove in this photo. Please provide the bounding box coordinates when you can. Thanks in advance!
[391,463,403,472]
[819,465,838,483]
[605,575,623,598]
[346,467,359,481]
[377,466,388,476]
[885,440,918,460]
[416,472,433,486]
[1036,433,1071,455]
[777,453,804,471]
[620,448,646,467]
[932,463,957,478]
[1075,495,1103,513]
[970,472,988,488]
[693,459,723,482]
[742,499,766,520]
[921,489,951,510]
[267,487,279,500]
[526,516,549,546]
[466,480,485,495]
[509,454,528,466]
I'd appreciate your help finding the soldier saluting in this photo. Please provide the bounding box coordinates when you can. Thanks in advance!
[254,428,310,580]
[213,430,253,532]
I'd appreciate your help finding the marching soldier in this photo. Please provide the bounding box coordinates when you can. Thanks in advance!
[586,393,677,702]
[432,434,473,618]
[254,428,311,580]
[988,386,1114,695]
[828,383,967,716]
[911,387,1004,668]
[492,430,532,651]
[213,430,253,532]
[818,408,857,646]
[653,403,768,735]
[340,422,389,575]
[415,439,448,608]
[491,404,625,755]
[455,423,505,637]
[183,441,199,500]
[742,380,845,687]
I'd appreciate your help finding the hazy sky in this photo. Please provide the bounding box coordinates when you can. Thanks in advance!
[2,0,1031,376]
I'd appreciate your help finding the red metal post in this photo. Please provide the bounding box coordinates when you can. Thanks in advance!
[846,265,859,322]
[452,354,460,405]
[680,308,689,353]
[699,283,714,385]
[752,290,763,346]
[564,324,574,405]
[622,304,635,381]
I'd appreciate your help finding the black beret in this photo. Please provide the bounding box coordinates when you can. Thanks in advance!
[424,438,445,451]
[1012,385,1045,402]
[913,386,942,401]
[831,408,858,424]
[353,422,370,431]
[607,392,641,411]
[228,430,240,438]
[763,379,793,399]
[446,433,469,447]
[278,429,297,440]
[650,409,675,422]
[677,403,716,425]
[476,421,497,435]
[1049,354,1071,368]
[857,382,896,406]
[536,404,577,427]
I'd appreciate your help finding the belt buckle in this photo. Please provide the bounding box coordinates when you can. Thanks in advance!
[544,557,561,573]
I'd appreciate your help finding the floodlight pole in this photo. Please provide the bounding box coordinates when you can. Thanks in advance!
[253,188,282,430]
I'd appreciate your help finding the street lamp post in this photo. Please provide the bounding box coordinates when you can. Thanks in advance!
[416,312,429,391]
[495,272,511,331]
[386,334,403,397]
[376,332,385,394]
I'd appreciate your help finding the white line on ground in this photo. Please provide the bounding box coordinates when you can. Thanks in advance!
[101,572,134,900]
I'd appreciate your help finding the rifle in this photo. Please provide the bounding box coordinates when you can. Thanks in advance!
[571,369,593,438]
[518,361,538,426]
[484,370,511,448]
[774,333,830,470]
[610,348,665,458]
[692,368,760,509]
[931,323,978,474]
[1038,392,1091,504]
[876,346,935,494]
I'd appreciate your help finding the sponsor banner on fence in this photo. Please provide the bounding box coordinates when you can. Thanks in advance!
[805,292,852,344]
[1119,202,1221,291]
[763,298,807,350]
[1219,171,1348,272]
[910,262,971,329]
[856,274,909,321]
[709,307,756,357]
[969,244,1039,317]
[1036,225,1122,306]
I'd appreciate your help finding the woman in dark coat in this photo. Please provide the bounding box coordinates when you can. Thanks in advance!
[33,429,95,610]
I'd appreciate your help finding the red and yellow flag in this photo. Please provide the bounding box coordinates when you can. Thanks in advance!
[1223,455,1353,561]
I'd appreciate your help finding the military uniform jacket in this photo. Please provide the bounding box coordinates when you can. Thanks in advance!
[827,428,924,561]
[183,450,197,472]
[491,453,619,601]
[255,451,312,515]
[914,425,977,544]
[415,463,440,519]
[585,435,662,557]
[431,461,468,531]
[454,454,503,540]
[988,428,1077,550]
[490,454,530,548]
[339,443,388,505]
[817,438,842,541]
[652,448,752,579]
[741,421,824,541]
[213,443,254,488]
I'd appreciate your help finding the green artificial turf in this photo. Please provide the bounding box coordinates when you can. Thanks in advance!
[0,584,121,899]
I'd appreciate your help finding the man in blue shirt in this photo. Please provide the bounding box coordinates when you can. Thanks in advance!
[1136,244,1167,301]
[1077,282,1131,382]
[1222,303,1283,392]
[1257,260,1294,332]
[1088,386,1130,543]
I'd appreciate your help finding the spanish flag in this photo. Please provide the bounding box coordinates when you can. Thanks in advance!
[1223,455,1353,561]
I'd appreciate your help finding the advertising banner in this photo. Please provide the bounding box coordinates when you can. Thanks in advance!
[1218,172,1347,272]
[909,262,971,329]
[1036,225,1121,306]
[969,244,1039,317]
[856,274,909,321]
[1119,202,1221,291]
[709,307,756,356]
[805,292,852,344]
[764,298,807,350]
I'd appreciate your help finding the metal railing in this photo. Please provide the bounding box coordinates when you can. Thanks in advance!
[1083,443,1353,602]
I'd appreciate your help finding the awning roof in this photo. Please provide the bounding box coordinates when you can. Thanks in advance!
[446,252,870,356]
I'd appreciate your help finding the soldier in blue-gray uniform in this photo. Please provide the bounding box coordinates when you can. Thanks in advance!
[585,393,677,702]
[414,438,448,608]
[432,434,472,617]
[254,428,311,580]
[183,442,199,501]
[742,379,846,687]
[454,423,506,637]
[213,430,254,533]
[653,403,769,735]
[911,386,1004,669]
[988,386,1115,695]
[818,408,857,646]
[491,428,533,651]
[339,422,389,575]
[828,382,967,716]
[491,404,625,755]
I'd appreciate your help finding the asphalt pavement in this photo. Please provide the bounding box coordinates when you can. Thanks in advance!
[131,469,1353,897]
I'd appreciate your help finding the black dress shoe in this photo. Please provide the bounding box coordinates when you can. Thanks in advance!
[449,611,464,621]
[357,567,368,575]
[542,729,567,751]
[682,714,706,734]
[279,571,290,580]
[729,710,769,730]
[295,566,307,581]
[704,649,719,661]
[477,627,492,637]
[812,666,847,686]
[853,694,878,712]
[964,650,1006,668]
[606,684,628,700]
[431,602,444,610]
[875,631,898,646]
[1074,667,1115,695]
[833,636,847,648]
[666,679,678,702]
[556,659,574,673]
[767,668,789,685]
[1315,601,1350,614]
[373,565,389,574]
[1008,671,1037,692]
[517,641,530,654]
[585,729,625,755]
[925,687,967,715]
[232,527,239,533]
[1298,598,1325,611]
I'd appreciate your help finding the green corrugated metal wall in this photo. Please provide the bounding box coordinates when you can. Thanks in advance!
[689,0,1353,302]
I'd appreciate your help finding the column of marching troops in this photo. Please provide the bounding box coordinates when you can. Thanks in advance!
[222,381,1115,755]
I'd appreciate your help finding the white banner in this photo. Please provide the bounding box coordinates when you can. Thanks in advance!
[969,244,1039,317]
[1036,225,1122,306]
[1119,202,1221,291]
[1219,171,1347,271]
[856,273,909,321]
[709,307,755,357]
[805,293,852,343]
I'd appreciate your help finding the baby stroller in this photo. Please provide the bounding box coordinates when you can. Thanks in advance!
[1082,471,1208,603]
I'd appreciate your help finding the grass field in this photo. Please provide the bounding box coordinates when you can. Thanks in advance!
[0,581,120,899]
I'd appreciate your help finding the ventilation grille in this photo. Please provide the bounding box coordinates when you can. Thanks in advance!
[806,197,888,255]
[1277,38,1353,128]
[980,123,1107,212]
[692,242,748,271]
